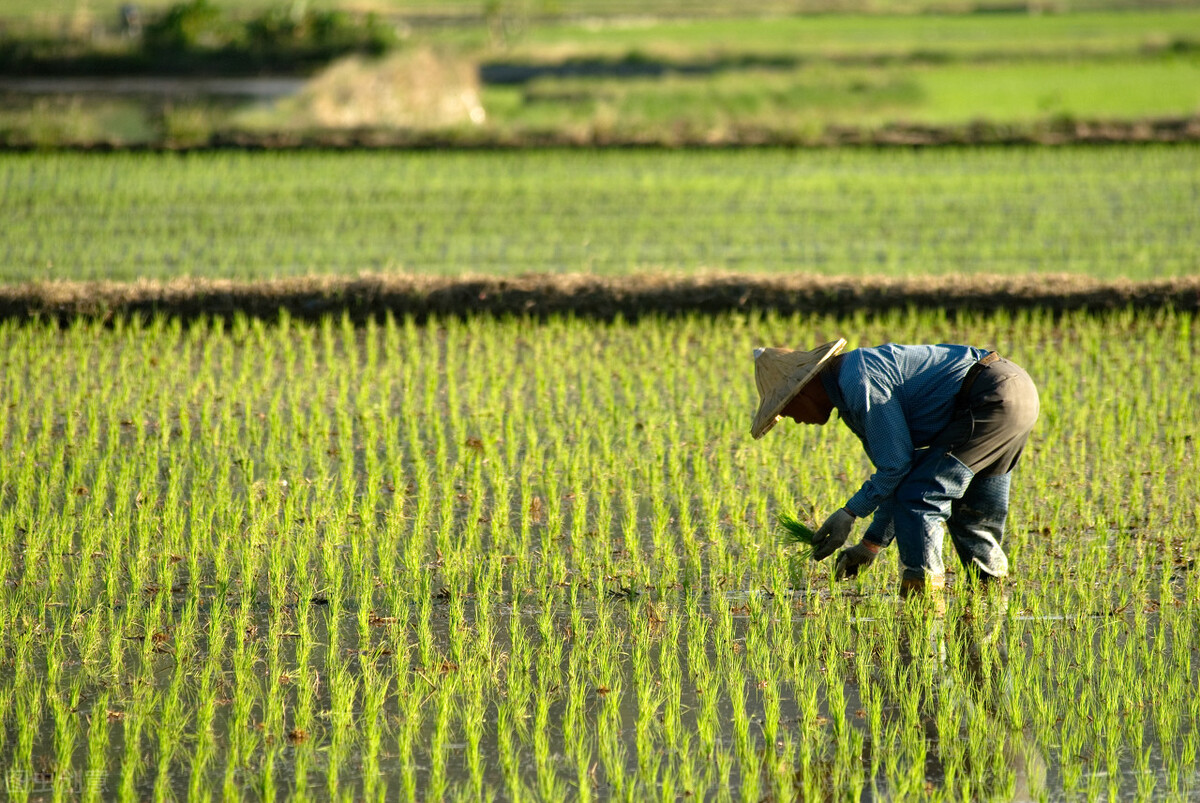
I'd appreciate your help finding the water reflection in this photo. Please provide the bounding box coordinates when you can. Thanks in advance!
[887,590,1048,802]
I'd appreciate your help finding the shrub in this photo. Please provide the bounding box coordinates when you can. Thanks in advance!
[142,0,227,53]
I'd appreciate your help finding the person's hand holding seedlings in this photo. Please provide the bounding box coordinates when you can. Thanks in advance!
[812,508,854,560]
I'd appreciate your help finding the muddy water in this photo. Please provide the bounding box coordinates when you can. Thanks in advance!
[0,77,306,99]
[7,581,1196,802]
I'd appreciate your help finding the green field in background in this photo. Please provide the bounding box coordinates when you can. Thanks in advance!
[3,146,1197,282]
[509,10,1200,58]
[476,10,1200,134]
[905,58,1200,122]
[4,8,1199,147]
[475,56,1200,136]
[5,54,1196,148]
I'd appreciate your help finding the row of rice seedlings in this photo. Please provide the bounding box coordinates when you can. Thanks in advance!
[0,306,1196,799]
[5,147,1200,280]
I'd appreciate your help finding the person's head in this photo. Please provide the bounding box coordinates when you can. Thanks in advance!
[750,339,846,439]
[778,373,834,425]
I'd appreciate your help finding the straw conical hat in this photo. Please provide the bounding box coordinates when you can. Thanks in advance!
[750,338,847,439]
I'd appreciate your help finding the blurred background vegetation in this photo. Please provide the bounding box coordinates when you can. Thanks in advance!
[1,0,1198,147]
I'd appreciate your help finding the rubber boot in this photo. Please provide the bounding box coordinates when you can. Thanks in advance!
[900,575,947,612]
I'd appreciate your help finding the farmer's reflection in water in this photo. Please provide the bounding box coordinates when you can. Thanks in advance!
[889,595,1047,801]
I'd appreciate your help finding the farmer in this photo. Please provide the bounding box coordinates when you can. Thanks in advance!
[751,339,1039,595]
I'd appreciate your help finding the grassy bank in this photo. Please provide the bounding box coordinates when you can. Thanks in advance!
[7,0,1199,27]
[502,9,1200,59]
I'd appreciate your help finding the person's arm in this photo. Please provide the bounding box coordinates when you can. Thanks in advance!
[842,393,914,518]
[862,495,896,548]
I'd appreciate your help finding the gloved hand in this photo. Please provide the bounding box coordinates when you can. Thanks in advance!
[834,540,882,579]
[812,508,855,561]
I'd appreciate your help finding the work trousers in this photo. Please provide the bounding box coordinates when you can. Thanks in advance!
[864,356,1040,583]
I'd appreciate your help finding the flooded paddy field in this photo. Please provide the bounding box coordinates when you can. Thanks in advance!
[0,308,1197,801]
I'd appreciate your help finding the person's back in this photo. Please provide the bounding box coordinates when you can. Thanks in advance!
[825,343,990,472]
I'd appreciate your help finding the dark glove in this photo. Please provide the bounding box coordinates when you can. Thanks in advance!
[812,508,855,561]
[834,540,882,579]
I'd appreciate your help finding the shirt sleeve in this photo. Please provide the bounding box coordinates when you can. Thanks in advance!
[863,494,896,547]
[841,382,915,518]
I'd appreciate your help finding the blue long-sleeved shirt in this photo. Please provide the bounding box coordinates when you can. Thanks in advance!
[820,343,988,518]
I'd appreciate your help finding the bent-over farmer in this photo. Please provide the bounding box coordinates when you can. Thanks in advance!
[751,339,1039,595]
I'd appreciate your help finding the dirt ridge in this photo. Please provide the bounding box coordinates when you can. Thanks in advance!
[3,115,1200,152]
[5,274,1198,324]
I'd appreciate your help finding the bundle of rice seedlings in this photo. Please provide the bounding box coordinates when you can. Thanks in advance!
[779,512,818,587]
[777,511,817,556]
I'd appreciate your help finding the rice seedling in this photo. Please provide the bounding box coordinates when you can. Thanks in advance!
[2,147,1199,281]
[0,307,1196,799]
[776,511,817,552]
